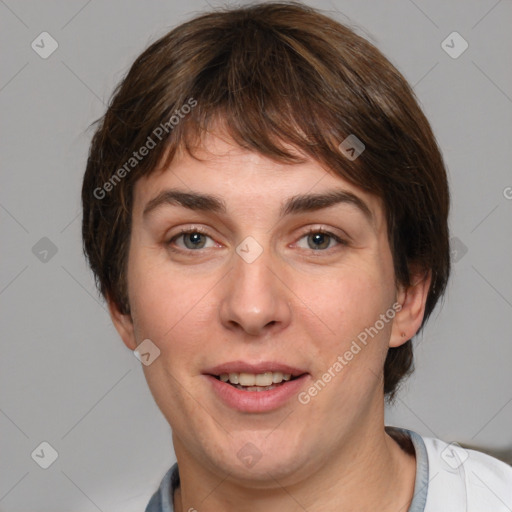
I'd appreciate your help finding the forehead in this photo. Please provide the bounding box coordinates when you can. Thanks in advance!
[132,131,385,229]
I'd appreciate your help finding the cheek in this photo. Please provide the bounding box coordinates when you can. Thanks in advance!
[128,252,216,359]
[128,259,213,415]
[290,263,397,391]
[296,263,394,336]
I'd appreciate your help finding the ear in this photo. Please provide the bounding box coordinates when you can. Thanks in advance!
[106,293,137,351]
[389,269,431,348]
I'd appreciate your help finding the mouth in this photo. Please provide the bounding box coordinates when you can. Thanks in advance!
[211,371,302,392]
[203,361,309,412]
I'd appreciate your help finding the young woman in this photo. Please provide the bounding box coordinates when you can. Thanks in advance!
[81,3,512,511]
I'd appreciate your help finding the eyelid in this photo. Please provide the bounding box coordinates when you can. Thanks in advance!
[166,226,216,249]
[166,225,349,252]
[293,227,348,251]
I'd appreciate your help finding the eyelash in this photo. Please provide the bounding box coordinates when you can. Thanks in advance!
[166,227,347,254]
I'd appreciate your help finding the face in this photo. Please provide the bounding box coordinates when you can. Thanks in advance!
[109,130,424,485]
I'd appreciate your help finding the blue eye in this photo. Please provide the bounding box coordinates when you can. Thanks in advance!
[296,229,346,251]
[167,228,346,253]
[168,229,215,250]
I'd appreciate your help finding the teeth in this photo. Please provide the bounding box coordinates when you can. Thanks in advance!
[272,372,283,383]
[239,372,256,386]
[235,384,276,392]
[219,371,293,385]
[255,372,273,386]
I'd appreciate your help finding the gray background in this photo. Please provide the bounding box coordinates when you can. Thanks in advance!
[1,0,511,510]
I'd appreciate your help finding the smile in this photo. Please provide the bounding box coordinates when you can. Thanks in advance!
[216,371,293,391]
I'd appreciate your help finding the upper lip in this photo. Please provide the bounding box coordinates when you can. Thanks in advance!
[204,360,308,377]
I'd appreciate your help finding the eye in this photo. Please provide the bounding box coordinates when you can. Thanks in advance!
[166,227,347,253]
[295,229,346,251]
[167,228,217,251]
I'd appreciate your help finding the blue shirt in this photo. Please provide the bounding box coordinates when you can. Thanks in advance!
[145,426,512,511]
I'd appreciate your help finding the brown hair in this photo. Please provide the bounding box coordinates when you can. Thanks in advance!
[82,1,450,402]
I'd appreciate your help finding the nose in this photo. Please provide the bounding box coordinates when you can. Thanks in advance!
[219,244,292,337]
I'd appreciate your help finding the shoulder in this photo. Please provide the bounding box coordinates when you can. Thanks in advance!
[145,463,179,512]
[421,435,512,511]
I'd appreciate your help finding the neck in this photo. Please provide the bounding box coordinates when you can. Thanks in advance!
[172,406,416,512]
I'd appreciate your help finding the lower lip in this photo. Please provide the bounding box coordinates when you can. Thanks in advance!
[205,374,309,413]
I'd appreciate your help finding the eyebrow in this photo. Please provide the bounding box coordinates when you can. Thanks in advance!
[142,188,374,224]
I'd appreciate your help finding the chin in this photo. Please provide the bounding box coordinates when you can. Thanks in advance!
[221,454,305,486]
[208,434,310,484]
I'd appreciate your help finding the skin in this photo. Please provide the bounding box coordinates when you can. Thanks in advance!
[108,129,431,512]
